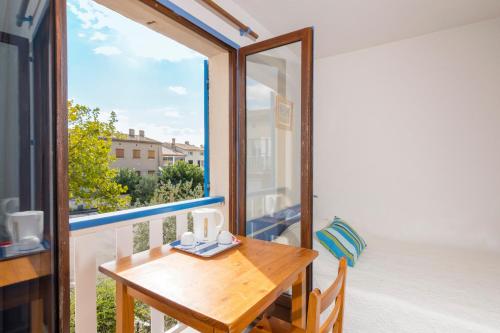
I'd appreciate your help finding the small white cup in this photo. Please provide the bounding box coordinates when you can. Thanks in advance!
[218,230,234,245]
[181,232,196,247]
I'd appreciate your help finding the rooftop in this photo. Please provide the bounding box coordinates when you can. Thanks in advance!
[164,139,204,152]
[112,129,162,144]
[162,146,186,157]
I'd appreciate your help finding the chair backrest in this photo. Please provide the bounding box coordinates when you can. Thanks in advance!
[305,258,347,333]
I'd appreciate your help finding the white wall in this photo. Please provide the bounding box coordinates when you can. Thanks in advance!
[208,52,230,227]
[314,18,500,252]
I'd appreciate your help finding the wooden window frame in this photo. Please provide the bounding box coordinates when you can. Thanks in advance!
[133,149,141,159]
[237,28,314,311]
[147,149,155,159]
[116,148,125,158]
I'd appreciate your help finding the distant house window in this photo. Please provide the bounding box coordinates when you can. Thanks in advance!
[148,170,155,175]
[133,149,141,159]
[115,148,124,158]
[189,152,193,156]
[188,160,193,164]
[197,161,201,167]
[135,171,141,176]
[148,150,155,159]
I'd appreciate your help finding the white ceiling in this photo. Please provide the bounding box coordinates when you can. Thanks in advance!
[232,0,500,58]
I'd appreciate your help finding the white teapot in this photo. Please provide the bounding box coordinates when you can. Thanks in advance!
[192,208,224,242]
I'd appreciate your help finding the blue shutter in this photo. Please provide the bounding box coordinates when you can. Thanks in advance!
[203,59,210,197]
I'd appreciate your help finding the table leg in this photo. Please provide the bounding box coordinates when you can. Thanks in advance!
[116,282,134,333]
[30,298,43,333]
[291,269,306,329]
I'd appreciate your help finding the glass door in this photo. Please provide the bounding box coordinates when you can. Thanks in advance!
[238,28,313,289]
[1,2,61,331]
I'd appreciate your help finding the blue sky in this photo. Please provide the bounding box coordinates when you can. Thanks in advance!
[67,0,206,145]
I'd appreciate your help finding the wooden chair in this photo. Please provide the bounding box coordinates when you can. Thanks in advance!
[251,258,348,333]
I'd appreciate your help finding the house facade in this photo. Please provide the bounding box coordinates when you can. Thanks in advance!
[111,129,162,176]
[163,138,205,168]
[161,146,186,166]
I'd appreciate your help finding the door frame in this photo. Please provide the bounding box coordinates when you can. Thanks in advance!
[237,27,314,291]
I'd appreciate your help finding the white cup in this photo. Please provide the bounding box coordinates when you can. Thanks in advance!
[180,231,196,248]
[218,230,234,245]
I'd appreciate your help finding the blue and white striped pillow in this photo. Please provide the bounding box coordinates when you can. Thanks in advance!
[316,217,367,267]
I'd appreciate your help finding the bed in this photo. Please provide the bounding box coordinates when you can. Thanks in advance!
[313,233,500,333]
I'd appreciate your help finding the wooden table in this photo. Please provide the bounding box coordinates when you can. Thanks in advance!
[99,236,317,333]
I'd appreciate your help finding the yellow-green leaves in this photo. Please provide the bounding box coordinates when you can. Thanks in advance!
[68,101,129,213]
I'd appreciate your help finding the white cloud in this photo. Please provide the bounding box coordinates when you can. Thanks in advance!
[77,32,86,38]
[90,31,108,41]
[94,46,121,56]
[68,0,204,62]
[164,109,181,118]
[168,86,187,96]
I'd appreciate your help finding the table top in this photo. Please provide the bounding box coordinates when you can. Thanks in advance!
[99,236,317,332]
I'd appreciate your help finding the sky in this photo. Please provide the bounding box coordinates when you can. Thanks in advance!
[67,0,207,145]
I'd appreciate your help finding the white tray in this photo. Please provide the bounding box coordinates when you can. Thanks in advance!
[170,237,241,258]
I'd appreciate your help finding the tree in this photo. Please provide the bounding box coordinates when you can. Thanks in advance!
[150,180,203,205]
[115,168,141,198]
[115,170,158,205]
[158,161,204,190]
[134,176,158,204]
[68,101,129,212]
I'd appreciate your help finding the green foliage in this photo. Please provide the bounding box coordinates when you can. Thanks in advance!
[115,170,158,205]
[68,101,129,212]
[150,180,204,205]
[159,161,204,190]
[134,176,158,204]
[115,168,141,198]
[70,277,157,333]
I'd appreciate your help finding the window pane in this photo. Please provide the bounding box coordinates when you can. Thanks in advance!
[116,148,124,158]
[245,42,302,247]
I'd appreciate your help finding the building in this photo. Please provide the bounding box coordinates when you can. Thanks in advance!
[163,138,205,168]
[110,129,162,176]
[161,146,186,165]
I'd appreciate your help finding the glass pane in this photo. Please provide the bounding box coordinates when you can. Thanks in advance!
[1,1,57,331]
[246,42,302,247]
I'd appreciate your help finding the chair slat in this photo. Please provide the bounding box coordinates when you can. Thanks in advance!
[319,271,344,313]
[319,296,341,333]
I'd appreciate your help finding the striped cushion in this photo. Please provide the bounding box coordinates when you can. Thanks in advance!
[316,217,367,267]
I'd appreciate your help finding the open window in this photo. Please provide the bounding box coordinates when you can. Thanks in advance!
[237,28,314,303]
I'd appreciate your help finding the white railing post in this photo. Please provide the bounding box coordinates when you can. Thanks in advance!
[176,213,188,239]
[116,225,133,259]
[149,219,164,333]
[74,233,97,333]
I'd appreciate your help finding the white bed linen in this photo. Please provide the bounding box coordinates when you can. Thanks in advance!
[313,234,500,333]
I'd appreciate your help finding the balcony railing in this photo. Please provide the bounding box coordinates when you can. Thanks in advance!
[69,196,225,333]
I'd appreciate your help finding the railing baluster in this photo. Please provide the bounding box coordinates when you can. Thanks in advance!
[149,219,165,333]
[74,234,97,333]
[176,213,188,239]
[116,225,133,259]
